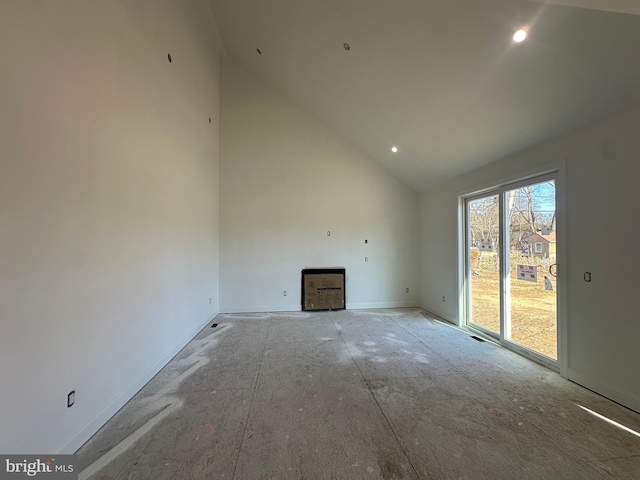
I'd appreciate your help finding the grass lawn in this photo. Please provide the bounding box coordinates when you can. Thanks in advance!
[470,258,557,360]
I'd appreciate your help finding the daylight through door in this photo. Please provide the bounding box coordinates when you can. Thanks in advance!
[466,174,558,362]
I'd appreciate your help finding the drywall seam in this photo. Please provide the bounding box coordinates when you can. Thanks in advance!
[62,313,218,454]
[204,0,227,58]
[568,368,640,414]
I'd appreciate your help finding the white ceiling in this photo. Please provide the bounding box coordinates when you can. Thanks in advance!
[209,0,640,191]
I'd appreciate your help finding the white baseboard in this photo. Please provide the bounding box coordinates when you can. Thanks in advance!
[346,301,418,310]
[220,302,419,314]
[568,368,640,414]
[418,303,457,326]
[58,312,218,454]
[220,305,301,314]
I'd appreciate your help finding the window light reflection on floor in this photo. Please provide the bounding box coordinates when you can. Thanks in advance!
[576,404,640,439]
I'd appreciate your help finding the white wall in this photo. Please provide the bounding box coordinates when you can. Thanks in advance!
[0,0,222,453]
[419,102,640,412]
[219,62,419,312]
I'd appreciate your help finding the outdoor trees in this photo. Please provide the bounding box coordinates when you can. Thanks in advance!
[469,195,499,248]
[507,181,556,253]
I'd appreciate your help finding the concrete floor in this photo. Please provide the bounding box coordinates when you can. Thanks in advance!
[76,308,640,479]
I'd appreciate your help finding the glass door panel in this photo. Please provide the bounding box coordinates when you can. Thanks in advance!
[505,180,558,359]
[467,194,500,336]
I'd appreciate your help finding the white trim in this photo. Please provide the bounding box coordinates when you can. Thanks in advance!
[418,303,457,326]
[458,160,568,377]
[221,302,419,314]
[556,160,569,378]
[568,369,640,414]
[456,160,564,198]
[59,313,218,454]
[500,188,509,342]
[457,196,466,328]
[220,305,301,314]
[501,338,559,372]
[347,301,418,310]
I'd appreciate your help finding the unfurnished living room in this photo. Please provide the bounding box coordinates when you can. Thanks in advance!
[1,1,640,479]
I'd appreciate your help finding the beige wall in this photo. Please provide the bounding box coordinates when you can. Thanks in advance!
[219,62,419,312]
[0,0,222,453]
[419,102,640,412]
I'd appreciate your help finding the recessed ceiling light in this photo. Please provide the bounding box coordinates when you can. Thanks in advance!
[513,29,527,43]
[391,146,398,153]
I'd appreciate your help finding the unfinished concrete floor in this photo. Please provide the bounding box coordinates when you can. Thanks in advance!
[76,308,640,479]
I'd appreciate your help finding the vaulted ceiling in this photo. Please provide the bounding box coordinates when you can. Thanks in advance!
[209,0,640,191]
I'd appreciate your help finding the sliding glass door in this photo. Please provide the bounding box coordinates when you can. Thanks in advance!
[465,174,559,364]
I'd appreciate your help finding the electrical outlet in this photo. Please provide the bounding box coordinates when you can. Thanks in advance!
[406,288,410,293]
[67,390,75,408]
[283,290,287,296]
[209,297,212,304]
[442,296,446,302]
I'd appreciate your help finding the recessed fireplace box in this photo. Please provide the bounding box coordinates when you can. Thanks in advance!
[301,267,346,311]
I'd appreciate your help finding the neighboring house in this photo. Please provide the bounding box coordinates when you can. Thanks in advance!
[523,232,556,260]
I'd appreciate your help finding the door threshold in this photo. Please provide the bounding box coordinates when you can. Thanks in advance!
[463,325,560,373]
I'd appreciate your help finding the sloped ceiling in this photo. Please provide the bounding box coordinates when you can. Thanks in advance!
[209,0,640,191]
